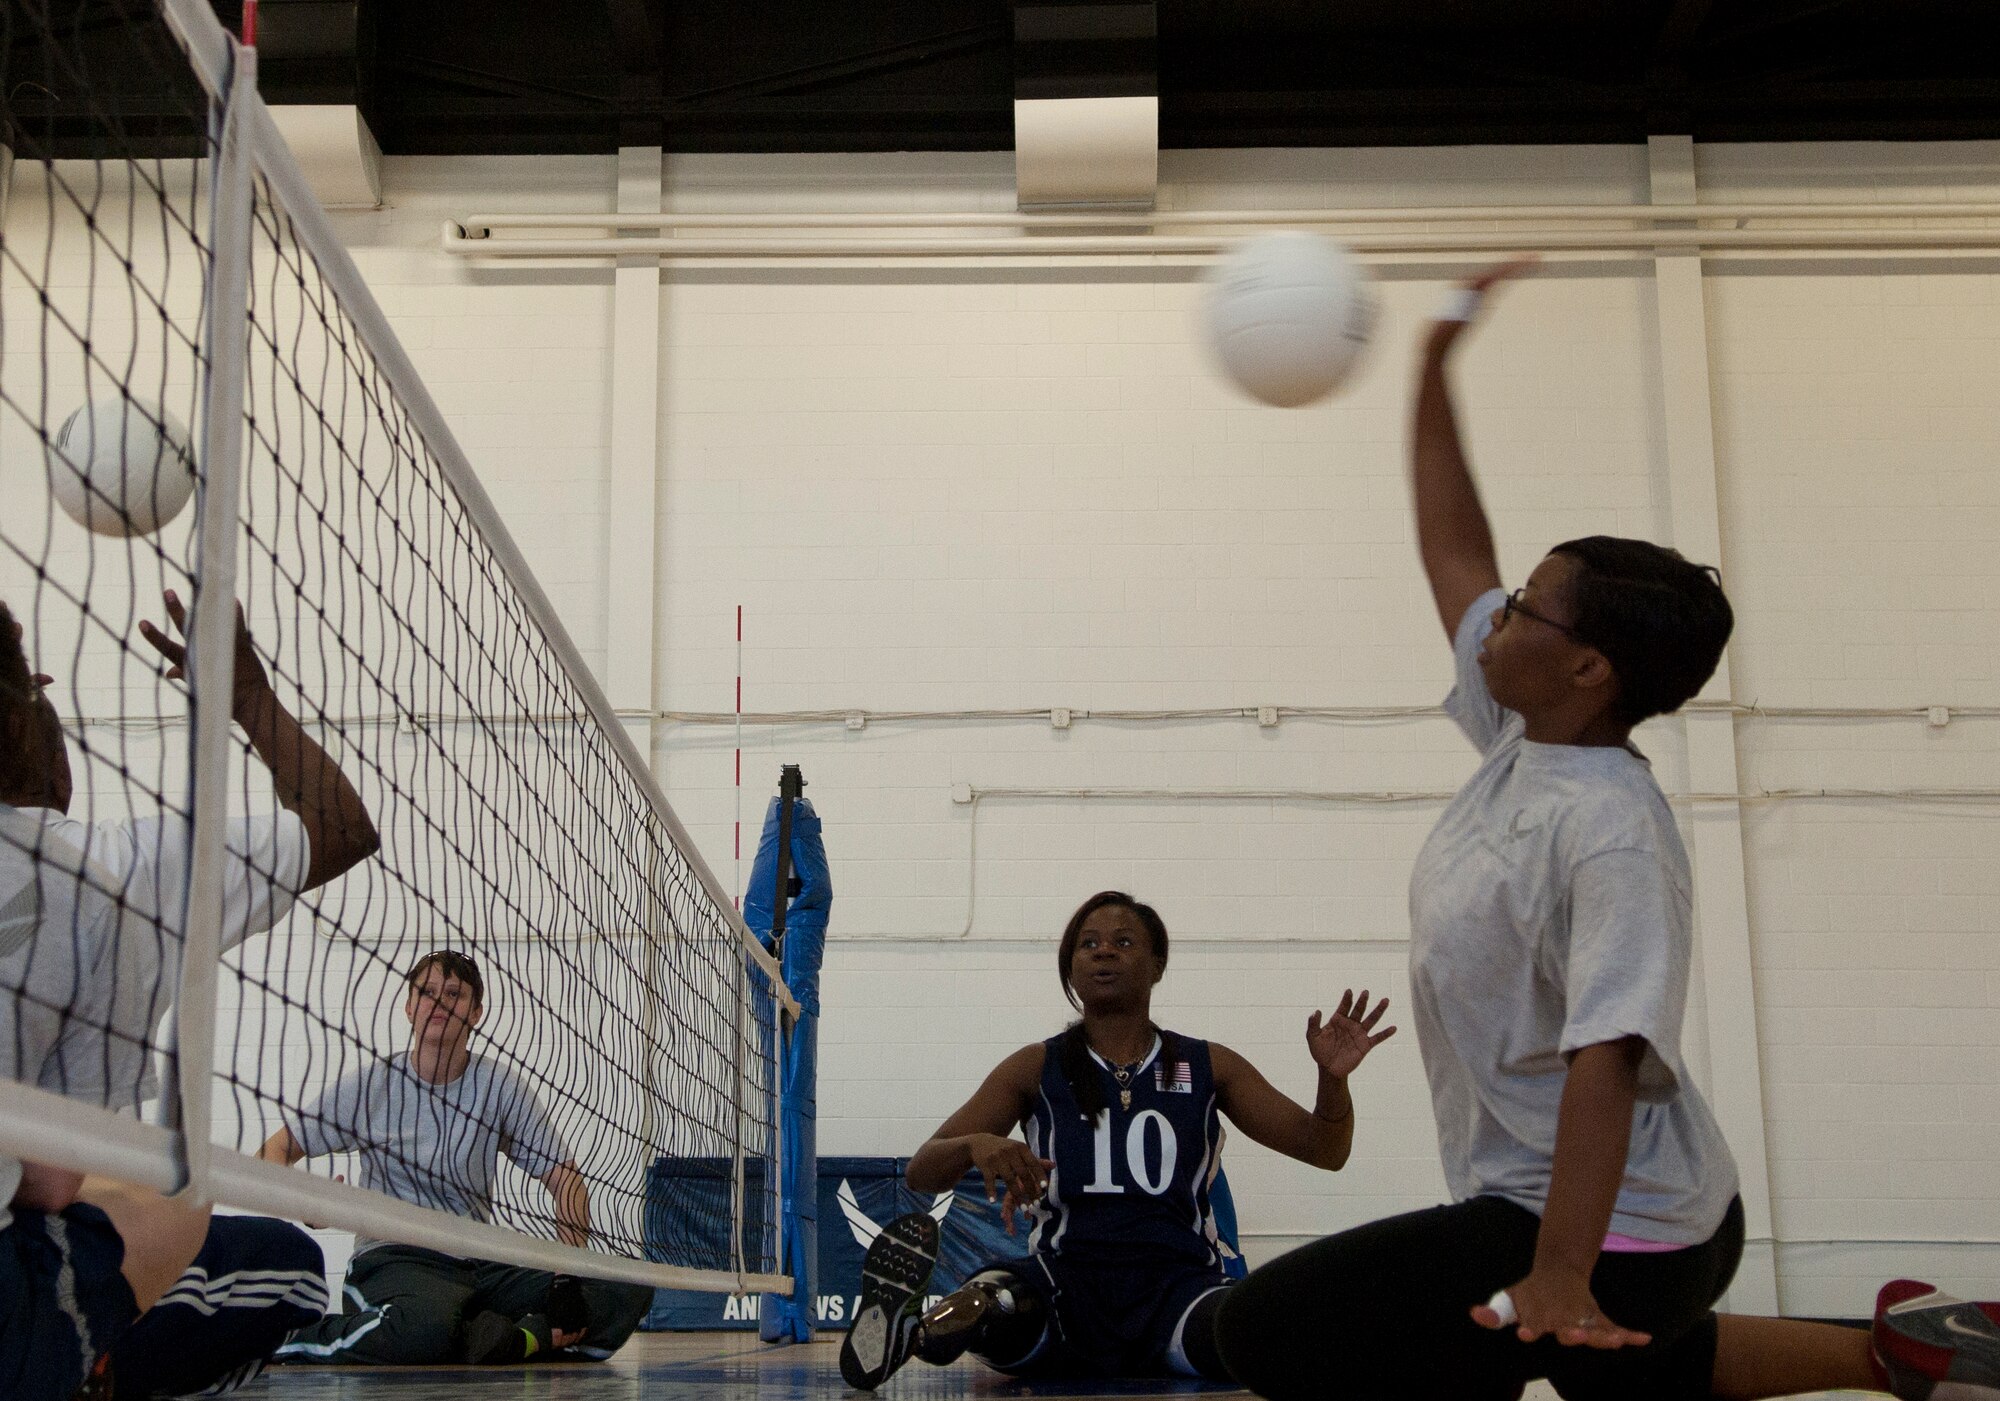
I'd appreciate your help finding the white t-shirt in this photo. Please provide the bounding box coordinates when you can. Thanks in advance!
[285,1051,570,1257]
[0,804,310,1116]
[1406,589,1738,1245]
[1,802,133,1230]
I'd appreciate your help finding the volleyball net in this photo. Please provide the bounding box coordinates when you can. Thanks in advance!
[0,0,790,1292]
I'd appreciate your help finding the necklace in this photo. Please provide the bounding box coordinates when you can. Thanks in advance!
[1107,1052,1149,1111]
[1113,1062,1139,1110]
[1092,1032,1158,1112]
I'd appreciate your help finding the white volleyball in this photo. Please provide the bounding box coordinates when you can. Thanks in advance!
[1203,232,1376,407]
[50,398,198,537]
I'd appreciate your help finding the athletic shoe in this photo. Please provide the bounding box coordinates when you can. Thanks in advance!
[839,1211,941,1391]
[464,1309,555,1365]
[1872,1278,2000,1399]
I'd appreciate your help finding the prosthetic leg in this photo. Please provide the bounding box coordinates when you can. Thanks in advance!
[914,1268,1048,1370]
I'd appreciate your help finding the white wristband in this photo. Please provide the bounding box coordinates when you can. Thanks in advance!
[1485,1289,1519,1327]
[1435,288,1484,323]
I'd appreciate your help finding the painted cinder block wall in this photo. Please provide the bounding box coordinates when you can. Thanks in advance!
[239,138,2000,1314]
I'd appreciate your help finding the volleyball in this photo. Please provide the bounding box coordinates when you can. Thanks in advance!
[50,397,198,537]
[1203,232,1376,407]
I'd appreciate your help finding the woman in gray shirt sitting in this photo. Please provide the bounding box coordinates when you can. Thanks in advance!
[1211,260,1996,1401]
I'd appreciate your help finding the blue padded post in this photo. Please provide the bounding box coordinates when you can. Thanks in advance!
[747,775,829,1342]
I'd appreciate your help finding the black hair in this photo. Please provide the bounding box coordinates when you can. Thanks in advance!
[0,602,43,799]
[1549,536,1734,728]
[1053,891,1176,1120]
[405,949,485,1008]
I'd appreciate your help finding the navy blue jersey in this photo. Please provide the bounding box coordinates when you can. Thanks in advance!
[1023,1031,1226,1269]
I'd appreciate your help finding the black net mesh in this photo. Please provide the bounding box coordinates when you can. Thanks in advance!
[2,0,778,1281]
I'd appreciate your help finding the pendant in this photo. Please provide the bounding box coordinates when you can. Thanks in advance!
[1120,1088,1133,1110]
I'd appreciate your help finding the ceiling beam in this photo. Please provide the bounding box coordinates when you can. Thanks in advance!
[605,0,662,143]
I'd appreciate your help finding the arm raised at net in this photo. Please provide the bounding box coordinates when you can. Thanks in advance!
[1410,260,1536,639]
[139,590,379,891]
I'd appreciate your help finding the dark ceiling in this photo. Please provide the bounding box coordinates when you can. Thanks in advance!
[9,0,2000,161]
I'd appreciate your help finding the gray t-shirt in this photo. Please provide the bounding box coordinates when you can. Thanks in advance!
[287,1051,570,1256]
[1406,589,1738,1245]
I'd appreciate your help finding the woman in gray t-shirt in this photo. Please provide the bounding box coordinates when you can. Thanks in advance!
[1210,263,1962,1401]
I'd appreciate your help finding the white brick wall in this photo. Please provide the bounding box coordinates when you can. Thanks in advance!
[1700,142,2000,1312]
[12,136,2000,1317]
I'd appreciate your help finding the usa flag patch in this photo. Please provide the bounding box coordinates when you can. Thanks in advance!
[1154,1061,1194,1094]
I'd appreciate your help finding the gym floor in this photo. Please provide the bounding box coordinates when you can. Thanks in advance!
[257,1334,1589,1400]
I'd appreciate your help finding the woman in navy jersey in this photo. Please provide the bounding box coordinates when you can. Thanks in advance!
[839,890,1395,1391]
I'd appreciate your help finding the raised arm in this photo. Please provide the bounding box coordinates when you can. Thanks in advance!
[906,1043,1049,1231]
[1410,260,1536,638]
[140,590,380,891]
[1214,990,1395,1171]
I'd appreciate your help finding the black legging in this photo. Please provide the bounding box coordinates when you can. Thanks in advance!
[1179,1286,1233,1382]
[1214,1196,1743,1401]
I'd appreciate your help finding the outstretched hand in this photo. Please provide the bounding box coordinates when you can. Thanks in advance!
[1428,255,1540,351]
[138,589,273,722]
[1305,990,1396,1079]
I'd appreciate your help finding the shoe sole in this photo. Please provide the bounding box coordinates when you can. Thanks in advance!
[838,1213,942,1391]
[1876,1289,2000,1401]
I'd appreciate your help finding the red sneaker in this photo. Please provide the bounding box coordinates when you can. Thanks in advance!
[1872,1278,2000,1399]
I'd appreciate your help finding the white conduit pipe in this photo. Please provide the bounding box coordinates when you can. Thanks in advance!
[967,784,2000,805]
[456,201,2000,231]
[443,225,2000,259]
[443,202,2000,259]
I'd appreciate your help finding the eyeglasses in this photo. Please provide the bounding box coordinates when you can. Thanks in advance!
[1500,587,1588,642]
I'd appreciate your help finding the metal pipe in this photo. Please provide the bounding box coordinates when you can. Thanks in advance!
[456,201,2000,233]
[209,1152,793,1294]
[442,223,2000,260]
[0,1082,184,1193]
[169,37,256,1204]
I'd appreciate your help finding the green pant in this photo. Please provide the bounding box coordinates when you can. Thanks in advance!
[274,1244,654,1366]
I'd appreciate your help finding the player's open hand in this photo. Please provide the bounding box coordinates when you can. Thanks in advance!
[1473,1263,1652,1350]
[1427,255,1540,353]
[138,590,274,723]
[967,1133,1054,1236]
[1306,991,1396,1080]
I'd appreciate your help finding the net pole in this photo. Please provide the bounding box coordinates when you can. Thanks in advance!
[732,935,749,1286]
[164,36,255,1200]
[771,973,786,1281]
[157,0,236,97]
